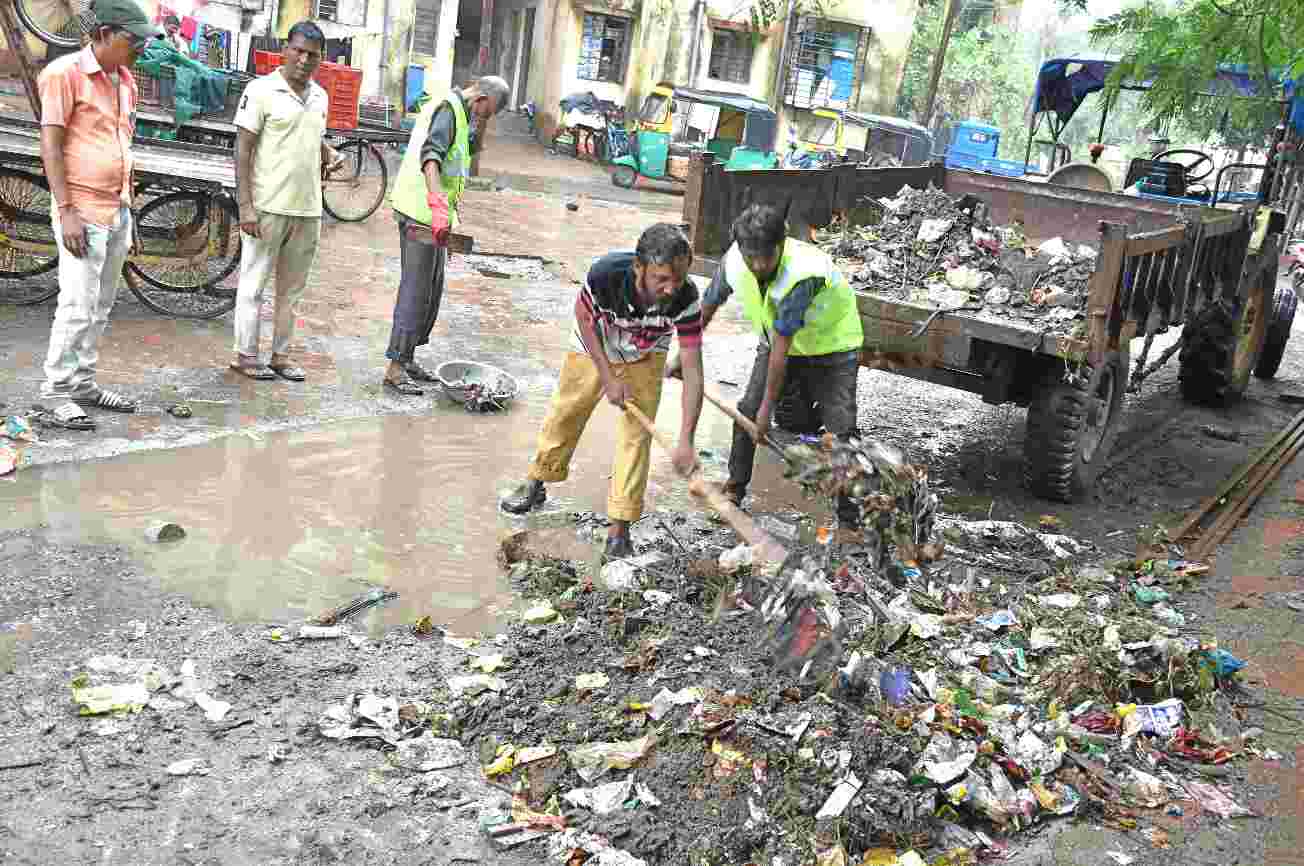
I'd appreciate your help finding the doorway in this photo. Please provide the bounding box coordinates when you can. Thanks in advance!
[514,6,535,110]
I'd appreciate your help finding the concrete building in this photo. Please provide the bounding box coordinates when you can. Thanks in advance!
[483,0,920,151]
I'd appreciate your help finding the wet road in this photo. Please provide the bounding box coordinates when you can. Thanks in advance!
[3,176,1304,638]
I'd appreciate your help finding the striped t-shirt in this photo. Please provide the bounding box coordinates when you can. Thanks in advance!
[572,252,703,363]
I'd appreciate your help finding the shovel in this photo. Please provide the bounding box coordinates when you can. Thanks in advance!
[622,402,787,565]
[699,384,790,463]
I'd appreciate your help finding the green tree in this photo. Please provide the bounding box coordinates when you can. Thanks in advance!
[1089,0,1300,147]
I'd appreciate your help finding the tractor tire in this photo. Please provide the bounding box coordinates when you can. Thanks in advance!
[1179,271,1270,404]
[1025,352,1126,502]
[612,165,637,188]
[1254,277,1297,380]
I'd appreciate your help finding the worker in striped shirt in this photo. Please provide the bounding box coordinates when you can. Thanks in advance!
[501,223,705,560]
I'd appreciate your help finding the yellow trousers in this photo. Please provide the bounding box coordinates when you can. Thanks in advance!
[528,351,666,522]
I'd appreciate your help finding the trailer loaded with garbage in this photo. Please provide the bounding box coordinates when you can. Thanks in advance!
[681,154,1287,502]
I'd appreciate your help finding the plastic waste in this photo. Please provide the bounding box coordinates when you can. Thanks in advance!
[719,543,754,575]
[448,674,507,696]
[975,610,1018,631]
[567,733,656,782]
[648,686,703,721]
[600,560,641,591]
[71,679,150,715]
[165,758,211,776]
[1183,781,1252,818]
[1133,586,1170,604]
[1126,698,1184,737]
[298,625,344,639]
[918,731,978,784]
[918,218,954,243]
[469,653,508,673]
[1037,593,1082,609]
[564,776,634,815]
[144,521,186,543]
[575,672,610,690]
[815,772,863,818]
[1125,767,1168,807]
[880,666,913,706]
[1195,648,1245,679]
[396,732,466,771]
[523,603,558,624]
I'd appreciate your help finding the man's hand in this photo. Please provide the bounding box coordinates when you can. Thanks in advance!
[239,206,260,239]
[427,191,451,247]
[664,353,683,380]
[59,209,86,258]
[604,378,631,408]
[753,399,774,445]
[671,440,699,478]
[323,147,346,177]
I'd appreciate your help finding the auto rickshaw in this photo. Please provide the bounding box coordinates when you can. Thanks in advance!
[786,109,934,167]
[611,84,779,188]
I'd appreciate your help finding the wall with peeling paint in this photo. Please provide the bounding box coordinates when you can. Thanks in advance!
[483,0,917,144]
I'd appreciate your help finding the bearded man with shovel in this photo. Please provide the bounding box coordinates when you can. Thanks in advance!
[667,203,865,526]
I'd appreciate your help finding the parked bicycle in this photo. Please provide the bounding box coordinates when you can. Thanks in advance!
[0,167,241,319]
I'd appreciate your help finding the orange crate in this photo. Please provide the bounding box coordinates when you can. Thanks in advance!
[251,56,361,129]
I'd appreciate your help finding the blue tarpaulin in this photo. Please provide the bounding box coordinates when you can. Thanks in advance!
[1033,56,1296,131]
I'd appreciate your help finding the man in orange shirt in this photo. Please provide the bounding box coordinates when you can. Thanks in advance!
[36,0,159,430]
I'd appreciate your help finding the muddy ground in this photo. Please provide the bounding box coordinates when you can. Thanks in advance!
[1,127,1302,864]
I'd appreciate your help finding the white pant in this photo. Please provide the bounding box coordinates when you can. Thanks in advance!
[234,212,320,358]
[42,207,133,399]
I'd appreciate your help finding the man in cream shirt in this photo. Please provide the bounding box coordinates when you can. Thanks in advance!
[230,20,341,381]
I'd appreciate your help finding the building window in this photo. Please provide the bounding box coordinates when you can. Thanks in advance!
[708,28,752,84]
[782,18,869,111]
[412,0,441,56]
[577,13,630,84]
[316,0,366,28]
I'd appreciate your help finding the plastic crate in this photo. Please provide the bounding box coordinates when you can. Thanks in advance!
[250,55,361,129]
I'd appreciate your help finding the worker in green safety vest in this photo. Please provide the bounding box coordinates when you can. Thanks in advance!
[382,75,510,395]
[668,203,865,525]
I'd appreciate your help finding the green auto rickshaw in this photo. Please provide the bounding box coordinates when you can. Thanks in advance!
[611,83,779,188]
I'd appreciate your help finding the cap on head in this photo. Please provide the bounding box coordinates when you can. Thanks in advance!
[93,0,163,41]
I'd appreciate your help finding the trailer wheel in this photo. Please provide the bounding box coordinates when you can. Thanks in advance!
[1253,277,1297,379]
[1179,272,1270,404]
[1025,352,1126,502]
[612,165,637,189]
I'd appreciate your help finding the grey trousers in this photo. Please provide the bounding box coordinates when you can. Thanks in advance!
[386,213,447,363]
[730,343,861,521]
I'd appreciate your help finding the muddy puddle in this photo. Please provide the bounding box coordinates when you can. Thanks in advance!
[0,380,798,634]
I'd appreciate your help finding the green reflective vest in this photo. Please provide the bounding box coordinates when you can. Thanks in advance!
[723,238,864,357]
[391,91,470,227]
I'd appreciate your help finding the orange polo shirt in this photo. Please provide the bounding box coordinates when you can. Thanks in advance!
[37,45,136,227]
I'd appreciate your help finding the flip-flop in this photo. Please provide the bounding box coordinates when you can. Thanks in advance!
[269,362,307,382]
[72,388,137,413]
[43,401,96,430]
[230,362,276,380]
[384,377,424,396]
[402,362,438,382]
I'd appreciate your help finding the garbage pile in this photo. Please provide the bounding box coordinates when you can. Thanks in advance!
[821,185,1100,334]
[430,480,1262,864]
[0,415,37,476]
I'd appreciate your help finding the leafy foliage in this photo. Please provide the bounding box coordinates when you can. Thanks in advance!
[745,0,832,31]
[1089,0,1299,147]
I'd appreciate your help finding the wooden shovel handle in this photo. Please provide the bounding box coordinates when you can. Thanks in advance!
[623,403,787,565]
[700,385,787,460]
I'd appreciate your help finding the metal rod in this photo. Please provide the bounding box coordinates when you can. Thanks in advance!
[1173,409,1304,544]
[1189,420,1304,560]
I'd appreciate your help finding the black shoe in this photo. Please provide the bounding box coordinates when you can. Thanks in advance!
[722,481,745,508]
[604,534,634,560]
[501,480,546,514]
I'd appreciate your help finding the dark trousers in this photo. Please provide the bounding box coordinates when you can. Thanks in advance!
[730,343,861,523]
[386,214,448,363]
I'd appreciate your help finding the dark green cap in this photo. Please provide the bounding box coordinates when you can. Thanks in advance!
[94,0,163,41]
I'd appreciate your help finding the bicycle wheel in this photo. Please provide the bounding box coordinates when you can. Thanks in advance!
[0,167,59,304]
[322,139,388,222]
[15,0,93,49]
[125,191,241,319]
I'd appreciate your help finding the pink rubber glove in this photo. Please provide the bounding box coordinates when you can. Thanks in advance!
[427,191,450,247]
